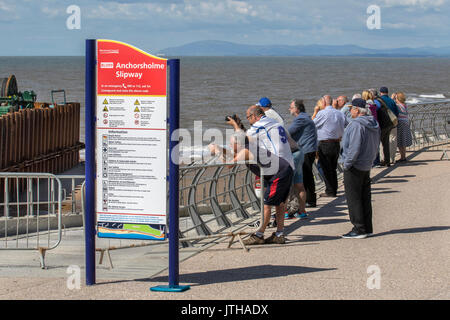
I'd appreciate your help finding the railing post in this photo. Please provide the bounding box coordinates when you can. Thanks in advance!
[4,177,9,219]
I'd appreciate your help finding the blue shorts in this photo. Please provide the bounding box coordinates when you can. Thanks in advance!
[292,149,304,184]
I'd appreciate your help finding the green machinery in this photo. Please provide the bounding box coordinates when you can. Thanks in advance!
[0,75,37,116]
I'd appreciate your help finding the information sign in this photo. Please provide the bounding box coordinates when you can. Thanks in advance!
[95,39,168,240]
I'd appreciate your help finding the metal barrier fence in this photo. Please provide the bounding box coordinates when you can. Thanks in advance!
[0,173,62,268]
[407,101,450,151]
[0,173,85,268]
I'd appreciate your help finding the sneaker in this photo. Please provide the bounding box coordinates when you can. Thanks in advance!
[247,220,260,228]
[264,232,286,244]
[294,212,308,219]
[284,212,295,219]
[320,193,336,198]
[242,234,265,245]
[341,231,368,239]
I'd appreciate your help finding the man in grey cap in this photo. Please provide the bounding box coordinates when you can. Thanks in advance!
[340,98,380,238]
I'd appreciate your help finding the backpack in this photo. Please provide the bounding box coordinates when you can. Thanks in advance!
[375,98,394,130]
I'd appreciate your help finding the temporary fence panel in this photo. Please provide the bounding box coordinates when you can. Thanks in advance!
[0,172,62,269]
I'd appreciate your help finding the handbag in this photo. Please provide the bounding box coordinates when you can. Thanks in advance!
[385,106,398,127]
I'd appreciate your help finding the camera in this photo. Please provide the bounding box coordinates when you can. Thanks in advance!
[225,114,238,122]
[225,114,246,131]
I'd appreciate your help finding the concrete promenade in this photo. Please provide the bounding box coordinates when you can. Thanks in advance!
[0,147,449,300]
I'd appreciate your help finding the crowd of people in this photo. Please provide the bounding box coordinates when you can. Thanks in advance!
[208,86,413,244]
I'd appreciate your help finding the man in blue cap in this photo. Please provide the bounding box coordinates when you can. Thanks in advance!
[256,97,285,125]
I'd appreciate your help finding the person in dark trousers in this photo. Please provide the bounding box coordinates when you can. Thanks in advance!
[312,95,345,197]
[288,99,318,207]
[340,99,380,238]
[379,86,399,165]
[372,88,395,167]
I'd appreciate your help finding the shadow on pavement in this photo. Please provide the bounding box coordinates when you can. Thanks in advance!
[371,226,450,238]
[375,178,410,184]
[288,234,342,242]
[143,264,337,286]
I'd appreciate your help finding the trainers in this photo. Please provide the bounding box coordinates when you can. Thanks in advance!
[242,234,265,245]
[284,212,295,219]
[320,193,336,198]
[247,220,261,228]
[268,219,277,228]
[341,231,367,239]
[294,212,308,219]
[264,232,286,244]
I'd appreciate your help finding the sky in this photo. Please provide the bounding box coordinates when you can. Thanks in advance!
[0,0,449,55]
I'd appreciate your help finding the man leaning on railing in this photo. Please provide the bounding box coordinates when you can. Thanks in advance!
[209,130,293,245]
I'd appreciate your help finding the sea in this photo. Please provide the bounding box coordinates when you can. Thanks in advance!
[1,56,449,162]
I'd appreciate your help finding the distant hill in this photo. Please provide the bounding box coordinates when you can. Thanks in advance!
[158,40,450,57]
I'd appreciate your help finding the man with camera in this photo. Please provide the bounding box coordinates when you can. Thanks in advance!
[227,105,295,170]
[223,105,294,244]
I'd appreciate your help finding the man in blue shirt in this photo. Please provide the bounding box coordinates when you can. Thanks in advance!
[380,87,399,117]
[312,95,346,197]
[288,99,318,207]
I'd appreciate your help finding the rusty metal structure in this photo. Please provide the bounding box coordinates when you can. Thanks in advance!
[0,104,84,174]
[0,98,84,212]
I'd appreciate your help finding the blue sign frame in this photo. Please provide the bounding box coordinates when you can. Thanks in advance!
[85,39,189,292]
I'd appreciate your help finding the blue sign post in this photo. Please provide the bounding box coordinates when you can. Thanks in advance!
[151,59,190,292]
[85,39,96,286]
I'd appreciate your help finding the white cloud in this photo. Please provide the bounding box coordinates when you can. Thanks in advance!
[383,22,416,29]
[41,6,62,18]
[0,0,19,20]
[383,0,446,8]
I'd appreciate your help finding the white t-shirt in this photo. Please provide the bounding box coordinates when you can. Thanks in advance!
[264,108,285,126]
[264,107,299,153]
[246,116,295,170]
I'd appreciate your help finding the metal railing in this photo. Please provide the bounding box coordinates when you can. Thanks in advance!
[178,160,262,240]
[407,101,450,150]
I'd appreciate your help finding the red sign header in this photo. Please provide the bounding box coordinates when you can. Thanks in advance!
[97,40,167,96]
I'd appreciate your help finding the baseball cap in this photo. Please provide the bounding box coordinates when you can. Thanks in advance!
[256,97,272,108]
[352,98,366,109]
[379,86,389,94]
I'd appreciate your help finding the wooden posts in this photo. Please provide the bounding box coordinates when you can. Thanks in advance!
[0,103,84,201]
